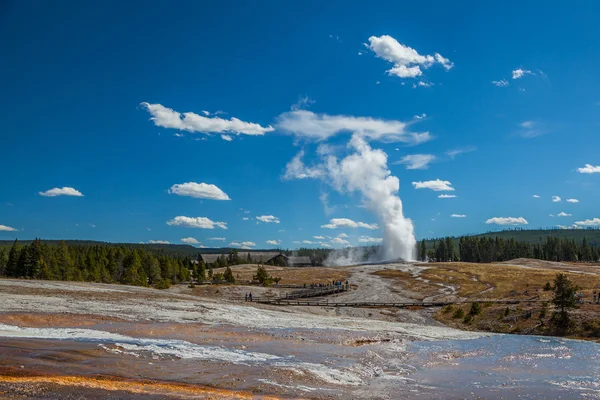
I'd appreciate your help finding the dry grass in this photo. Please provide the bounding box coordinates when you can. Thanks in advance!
[213,264,350,285]
[376,262,600,341]
[426,262,600,299]
[377,262,600,301]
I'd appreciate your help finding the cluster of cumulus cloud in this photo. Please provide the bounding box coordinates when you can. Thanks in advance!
[10,35,598,255]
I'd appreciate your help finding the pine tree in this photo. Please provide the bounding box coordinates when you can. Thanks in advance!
[551,273,579,333]
[224,266,235,283]
[0,248,8,276]
[198,261,206,282]
[121,252,147,286]
[253,265,270,284]
[419,239,427,261]
[6,239,20,277]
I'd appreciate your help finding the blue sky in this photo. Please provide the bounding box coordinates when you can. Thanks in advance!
[1,0,599,250]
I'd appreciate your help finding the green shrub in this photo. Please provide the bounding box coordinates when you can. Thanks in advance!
[469,302,482,316]
[504,307,510,317]
[154,279,171,290]
[452,308,465,319]
[543,282,552,291]
[463,314,473,324]
[442,305,453,314]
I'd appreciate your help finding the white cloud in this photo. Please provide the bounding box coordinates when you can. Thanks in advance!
[412,179,455,191]
[241,241,256,247]
[358,236,383,243]
[208,237,226,241]
[276,110,431,144]
[168,182,230,200]
[438,194,456,198]
[512,68,533,79]
[313,235,325,239]
[221,134,233,141]
[181,237,200,244]
[358,51,363,56]
[520,121,534,129]
[518,120,544,138]
[321,218,378,230]
[414,113,427,120]
[229,242,241,247]
[201,110,210,116]
[549,214,554,217]
[302,240,314,244]
[577,164,600,174]
[266,240,281,245]
[240,246,253,250]
[450,214,466,218]
[394,154,436,170]
[566,198,579,203]
[445,147,476,159]
[283,150,326,180]
[39,187,84,197]
[173,133,184,137]
[557,224,580,230]
[533,195,540,198]
[148,240,170,244]
[414,81,432,88]
[0,224,18,232]
[291,96,315,111]
[166,216,227,229]
[574,218,600,227]
[256,215,280,224]
[486,217,528,226]
[557,212,572,217]
[89,224,96,228]
[366,35,452,79]
[331,237,350,245]
[141,102,274,136]
[552,196,561,203]
[338,233,349,238]
[319,242,332,248]
[492,80,509,87]
[242,217,249,221]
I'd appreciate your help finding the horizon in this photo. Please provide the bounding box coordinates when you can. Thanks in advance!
[1,1,599,253]
[1,226,599,251]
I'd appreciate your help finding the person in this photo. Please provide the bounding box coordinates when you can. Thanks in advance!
[245,292,248,302]
[249,292,253,302]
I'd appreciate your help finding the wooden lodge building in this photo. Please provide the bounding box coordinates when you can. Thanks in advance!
[195,252,312,267]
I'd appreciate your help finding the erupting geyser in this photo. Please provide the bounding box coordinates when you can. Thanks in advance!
[328,135,416,262]
[286,133,416,263]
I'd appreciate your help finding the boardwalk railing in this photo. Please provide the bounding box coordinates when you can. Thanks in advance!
[231,297,546,307]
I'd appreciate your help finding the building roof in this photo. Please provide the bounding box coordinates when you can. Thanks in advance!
[245,252,282,262]
[287,256,312,266]
[198,251,283,264]
[198,254,222,264]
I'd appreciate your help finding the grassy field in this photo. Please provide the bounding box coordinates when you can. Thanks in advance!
[375,261,600,340]
[212,264,350,285]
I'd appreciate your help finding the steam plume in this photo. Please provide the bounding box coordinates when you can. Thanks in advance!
[285,134,416,264]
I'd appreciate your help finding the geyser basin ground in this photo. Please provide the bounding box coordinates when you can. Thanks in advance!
[0,277,599,399]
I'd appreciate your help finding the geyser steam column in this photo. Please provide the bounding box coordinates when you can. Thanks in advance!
[326,135,416,261]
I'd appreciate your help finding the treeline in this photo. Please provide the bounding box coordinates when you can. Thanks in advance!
[0,239,192,287]
[419,236,600,263]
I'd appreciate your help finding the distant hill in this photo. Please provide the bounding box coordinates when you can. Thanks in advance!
[423,228,600,250]
[472,228,600,247]
[1,228,598,258]
[0,239,296,259]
